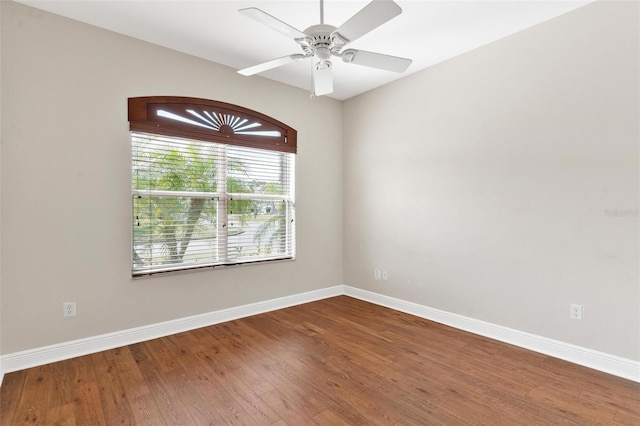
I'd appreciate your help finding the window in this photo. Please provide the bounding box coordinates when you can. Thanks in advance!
[128,97,297,276]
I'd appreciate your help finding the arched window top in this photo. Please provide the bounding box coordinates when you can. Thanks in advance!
[128,96,297,153]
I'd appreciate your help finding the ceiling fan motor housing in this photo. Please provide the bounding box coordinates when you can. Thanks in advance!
[299,24,346,61]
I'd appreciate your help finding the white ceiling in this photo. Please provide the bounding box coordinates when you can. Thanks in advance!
[17,0,592,100]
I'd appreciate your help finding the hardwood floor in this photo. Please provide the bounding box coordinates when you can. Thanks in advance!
[1,296,639,425]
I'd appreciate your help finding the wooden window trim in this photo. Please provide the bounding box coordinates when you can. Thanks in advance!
[128,96,297,154]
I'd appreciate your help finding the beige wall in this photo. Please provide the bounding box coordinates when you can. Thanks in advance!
[0,1,343,354]
[344,1,639,360]
[0,0,3,365]
[1,0,638,364]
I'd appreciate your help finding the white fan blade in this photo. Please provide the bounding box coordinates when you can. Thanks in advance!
[238,54,306,76]
[313,61,333,96]
[239,8,306,40]
[333,0,401,44]
[342,49,411,73]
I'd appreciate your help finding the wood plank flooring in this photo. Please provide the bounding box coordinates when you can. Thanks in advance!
[1,296,639,425]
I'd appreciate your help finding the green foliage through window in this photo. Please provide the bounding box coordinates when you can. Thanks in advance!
[132,133,295,276]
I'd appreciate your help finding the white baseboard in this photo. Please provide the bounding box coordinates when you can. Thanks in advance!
[344,285,640,383]
[0,285,343,376]
[1,284,638,384]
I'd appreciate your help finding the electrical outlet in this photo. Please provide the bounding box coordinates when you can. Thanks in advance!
[374,269,381,280]
[382,270,389,280]
[570,304,583,320]
[63,302,76,317]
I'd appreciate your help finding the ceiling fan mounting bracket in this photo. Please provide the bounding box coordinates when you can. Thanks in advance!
[315,61,332,71]
[341,50,356,63]
[330,32,349,48]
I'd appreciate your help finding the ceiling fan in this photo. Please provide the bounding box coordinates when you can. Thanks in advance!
[237,0,412,97]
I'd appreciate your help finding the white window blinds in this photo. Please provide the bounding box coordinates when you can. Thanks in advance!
[132,132,295,276]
